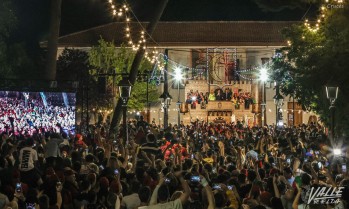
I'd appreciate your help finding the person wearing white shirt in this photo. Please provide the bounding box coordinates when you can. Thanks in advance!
[18,138,43,188]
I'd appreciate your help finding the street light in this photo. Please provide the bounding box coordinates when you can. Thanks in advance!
[259,67,268,127]
[326,86,338,142]
[174,67,183,126]
[159,92,172,128]
[136,70,152,123]
[326,86,338,105]
[273,94,284,107]
[118,72,132,144]
[259,67,268,82]
[273,93,284,128]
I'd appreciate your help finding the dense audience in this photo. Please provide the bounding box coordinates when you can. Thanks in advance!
[0,115,348,209]
[0,94,75,135]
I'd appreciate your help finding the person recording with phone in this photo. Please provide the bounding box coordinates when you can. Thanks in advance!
[148,172,190,209]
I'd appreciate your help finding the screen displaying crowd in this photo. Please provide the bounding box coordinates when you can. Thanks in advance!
[0,115,348,209]
[0,91,76,136]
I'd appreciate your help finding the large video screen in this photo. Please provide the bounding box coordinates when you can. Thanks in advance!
[0,91,76,135]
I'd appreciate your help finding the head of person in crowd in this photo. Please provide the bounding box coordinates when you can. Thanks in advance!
[146,133,156,143]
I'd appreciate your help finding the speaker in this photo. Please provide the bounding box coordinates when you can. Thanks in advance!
[98,77,107,94]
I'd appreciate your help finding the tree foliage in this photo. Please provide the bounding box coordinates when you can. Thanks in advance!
[0,0,36,79]
[128,82,159,110]
[57,40,159,123]
[57,48,90,80]
[88,38,158,112]
[270,5,349,135]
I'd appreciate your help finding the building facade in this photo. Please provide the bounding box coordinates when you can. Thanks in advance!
[55,21,318,126]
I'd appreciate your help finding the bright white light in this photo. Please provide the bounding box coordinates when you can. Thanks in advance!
[277,121,284,127]
[259,67,268,82]
[174,67,181,74]
[174,67,183,81]
[191,96,197,101]
[174,73,183,81]
[334,148,341,156]
[136,112,140,116]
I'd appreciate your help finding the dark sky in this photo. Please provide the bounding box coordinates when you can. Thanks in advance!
[11,0,316,50]
[59,0,313,36]
[6,0,316,75]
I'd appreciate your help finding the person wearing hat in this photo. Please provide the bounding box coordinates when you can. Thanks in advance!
[62,167,79,208]
[75,134,87,150]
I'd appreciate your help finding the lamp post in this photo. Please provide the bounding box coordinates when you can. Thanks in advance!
[326,86,338,142]
[118,71,132,144]
[161,49,172,129]
[259,67,268,127]
[136,70,152,123]
[174,67,183,126]
[159,92,172,128]
[273,83,284,128]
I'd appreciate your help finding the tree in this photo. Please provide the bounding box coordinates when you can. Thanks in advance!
[57,48,90,80]
[45,0,62,80]
[0,0,17,77]
[270,4,349,136]
[109,0,169,135]
[0,0,37,79]
[88,38,158,123]
[128,82,159,110]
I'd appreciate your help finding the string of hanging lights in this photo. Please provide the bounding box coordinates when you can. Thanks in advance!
[106,0,279,82]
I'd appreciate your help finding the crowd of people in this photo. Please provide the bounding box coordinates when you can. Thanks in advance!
[0,93,76,135]
[185,90,208,109]
[0,116,348,209]
[185,88,254,110]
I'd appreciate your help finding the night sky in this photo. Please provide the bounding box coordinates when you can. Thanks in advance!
[10,0,316,52]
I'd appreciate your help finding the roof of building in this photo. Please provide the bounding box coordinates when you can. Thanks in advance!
[56,21,298,48]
